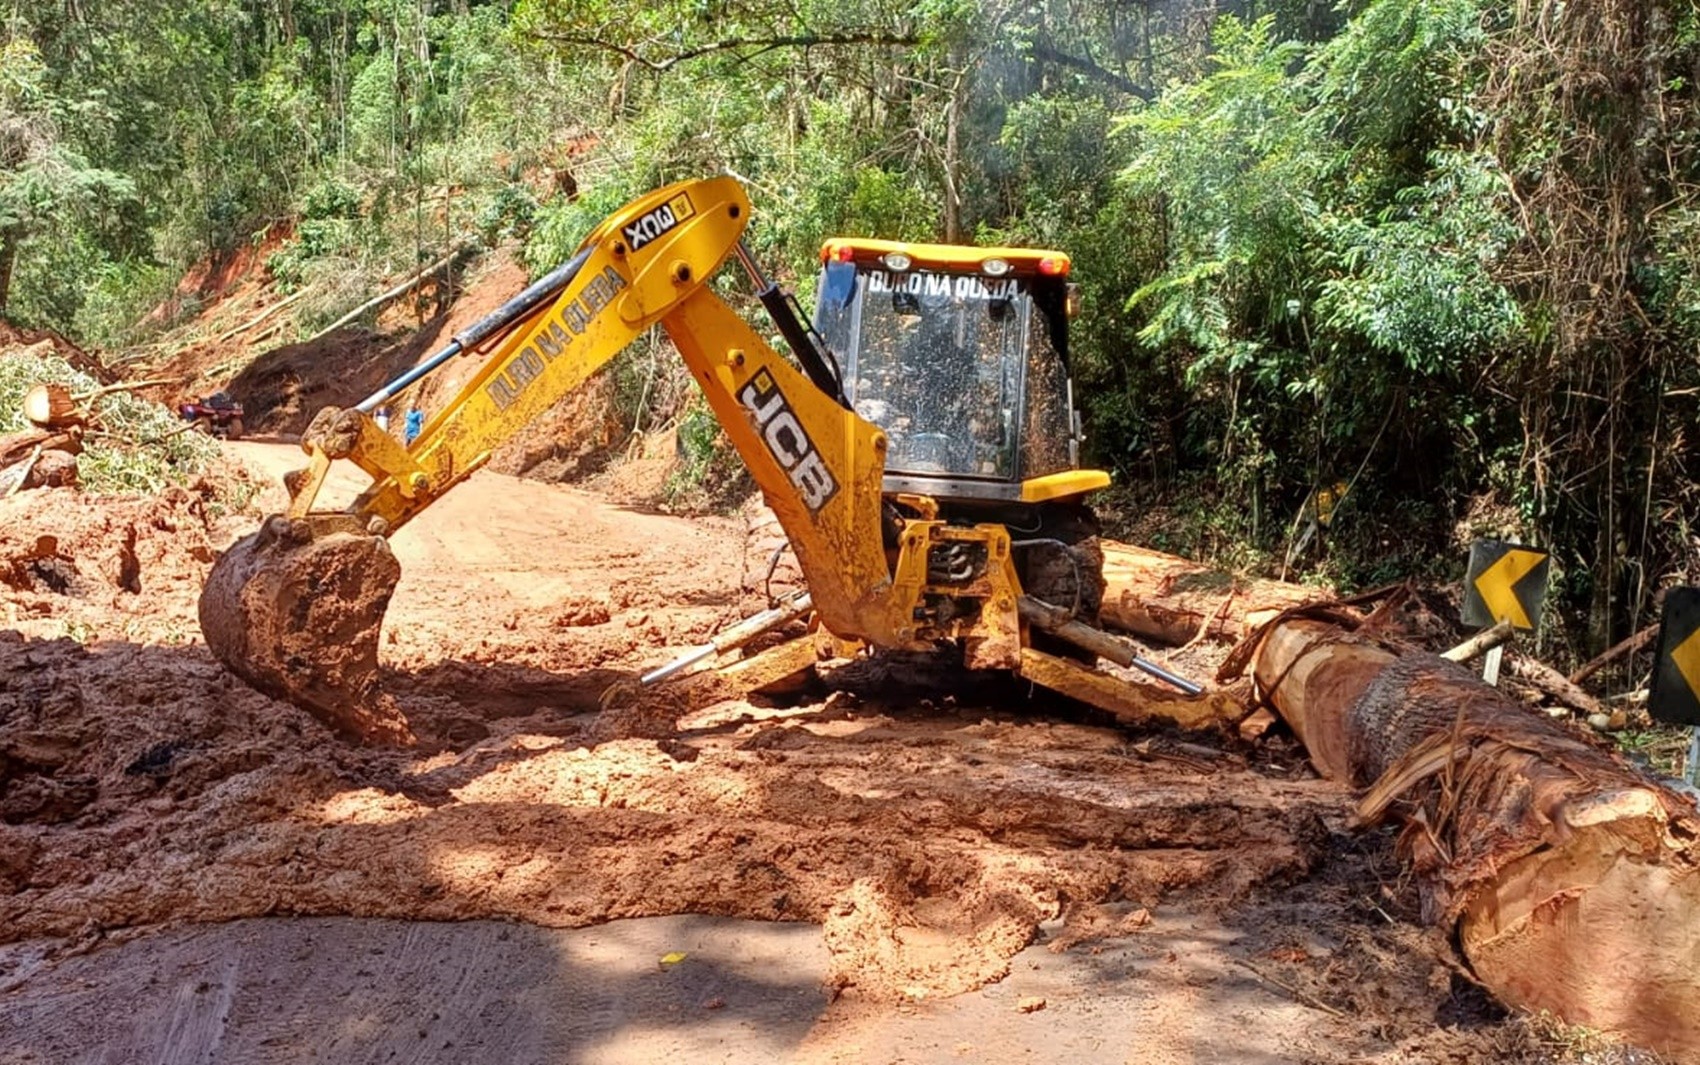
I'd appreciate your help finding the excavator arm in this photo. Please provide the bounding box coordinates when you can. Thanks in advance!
[283,176,905,645]
[200,177,917,740]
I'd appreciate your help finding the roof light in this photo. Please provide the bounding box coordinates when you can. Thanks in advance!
[881,251,912,271]
[821,243,855,263]
[981,257,1010,277]
[1038,256,1069,277]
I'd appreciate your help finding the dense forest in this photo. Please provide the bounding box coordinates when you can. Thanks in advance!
[3,0,1698,659]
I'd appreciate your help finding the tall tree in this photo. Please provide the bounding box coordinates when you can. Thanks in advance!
[0,36,133,317]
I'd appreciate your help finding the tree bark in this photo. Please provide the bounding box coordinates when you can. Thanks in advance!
[1504,650,1605,718]
[941,71,962,245]
[1252,618,1700,1060]
[0,225,20,318]
[1440,619,1514,663]
[1098,540,1325,646]
[0,427,80,465]
[1569,621,1659,685]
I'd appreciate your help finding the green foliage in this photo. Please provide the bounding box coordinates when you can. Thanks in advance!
[69,258,176,349]
[0,36,137,323]
[1315,0,1487,168]
[994,95,1118,237]
[0,353,222,494]
[663,397,753,512]
[8,229,112,332]
[1106,6,1533,582]
[1646,200,1700,339]
[475,183,540,247]
[1612,724,1691,780]
[1314,152,1522,373]
[526,176,643,275]
[1119,17,1319,378]
[5,0,1699,657]
[265,177,371,290]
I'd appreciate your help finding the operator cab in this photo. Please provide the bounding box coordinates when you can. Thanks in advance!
[812,239,1107,505]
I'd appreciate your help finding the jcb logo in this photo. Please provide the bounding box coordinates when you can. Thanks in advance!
[739,370,839,513]
[624,192,694,251]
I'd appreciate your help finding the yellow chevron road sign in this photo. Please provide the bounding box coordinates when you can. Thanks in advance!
[1461,541,1550,630]
[1650,587,1700,725]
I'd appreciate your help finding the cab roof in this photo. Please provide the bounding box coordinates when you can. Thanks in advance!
[819,238,1070,278]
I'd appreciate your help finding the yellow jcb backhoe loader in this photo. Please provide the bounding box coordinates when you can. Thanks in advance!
[198,176,1239,743]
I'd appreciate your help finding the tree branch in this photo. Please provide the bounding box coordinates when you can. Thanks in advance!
[1027,41,1152,100]
[528,31,920,72]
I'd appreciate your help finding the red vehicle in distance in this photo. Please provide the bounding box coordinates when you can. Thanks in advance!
[178,391,244,439]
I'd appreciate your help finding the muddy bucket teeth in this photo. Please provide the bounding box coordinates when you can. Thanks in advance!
[199,516,415,745]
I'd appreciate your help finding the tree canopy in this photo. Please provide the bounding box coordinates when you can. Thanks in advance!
[4,0,1698,654]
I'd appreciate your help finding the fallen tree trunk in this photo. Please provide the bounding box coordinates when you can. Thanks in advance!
[1252,618,1700,1060]
[1099,541,1325,646]
[303,243,471,344]
[0,427,81,466]
[1569,622,1659,686]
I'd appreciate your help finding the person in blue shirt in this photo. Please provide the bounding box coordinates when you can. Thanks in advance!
[403,407,424,445]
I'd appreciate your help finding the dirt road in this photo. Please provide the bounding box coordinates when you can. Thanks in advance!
[0,444,1550,1062]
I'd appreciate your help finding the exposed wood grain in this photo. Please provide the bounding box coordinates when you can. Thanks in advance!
[1252,618,1700,1061]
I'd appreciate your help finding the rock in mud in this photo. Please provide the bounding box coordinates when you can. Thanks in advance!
[198,517,414,745]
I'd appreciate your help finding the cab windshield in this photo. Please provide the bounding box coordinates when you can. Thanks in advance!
[815,264,1036,481]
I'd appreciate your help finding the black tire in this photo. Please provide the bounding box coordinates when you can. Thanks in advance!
[1021,534,1105,621]
[224,416,244,441]
[190,416,214,436]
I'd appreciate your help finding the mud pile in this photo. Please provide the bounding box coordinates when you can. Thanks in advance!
[0,483,224,637]
[199,522,411,744]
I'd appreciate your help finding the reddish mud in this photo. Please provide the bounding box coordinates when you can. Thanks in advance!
[0,443,1633,1062]
[199,521,412,744]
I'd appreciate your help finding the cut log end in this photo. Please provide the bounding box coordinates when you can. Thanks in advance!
[22,383,83,429]
[1462,810,1700,1060]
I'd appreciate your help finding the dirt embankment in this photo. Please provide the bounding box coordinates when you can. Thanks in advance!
[153,246,638,489]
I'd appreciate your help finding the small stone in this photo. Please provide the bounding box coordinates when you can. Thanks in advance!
[1587,712,1612,732]
[1017,996,1047,1013]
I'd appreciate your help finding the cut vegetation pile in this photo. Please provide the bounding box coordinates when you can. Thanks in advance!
[0,338,226,496]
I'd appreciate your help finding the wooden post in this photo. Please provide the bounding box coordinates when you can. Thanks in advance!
[1441,619,1514,663]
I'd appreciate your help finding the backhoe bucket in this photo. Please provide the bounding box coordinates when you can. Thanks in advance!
[199,516,415,745]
